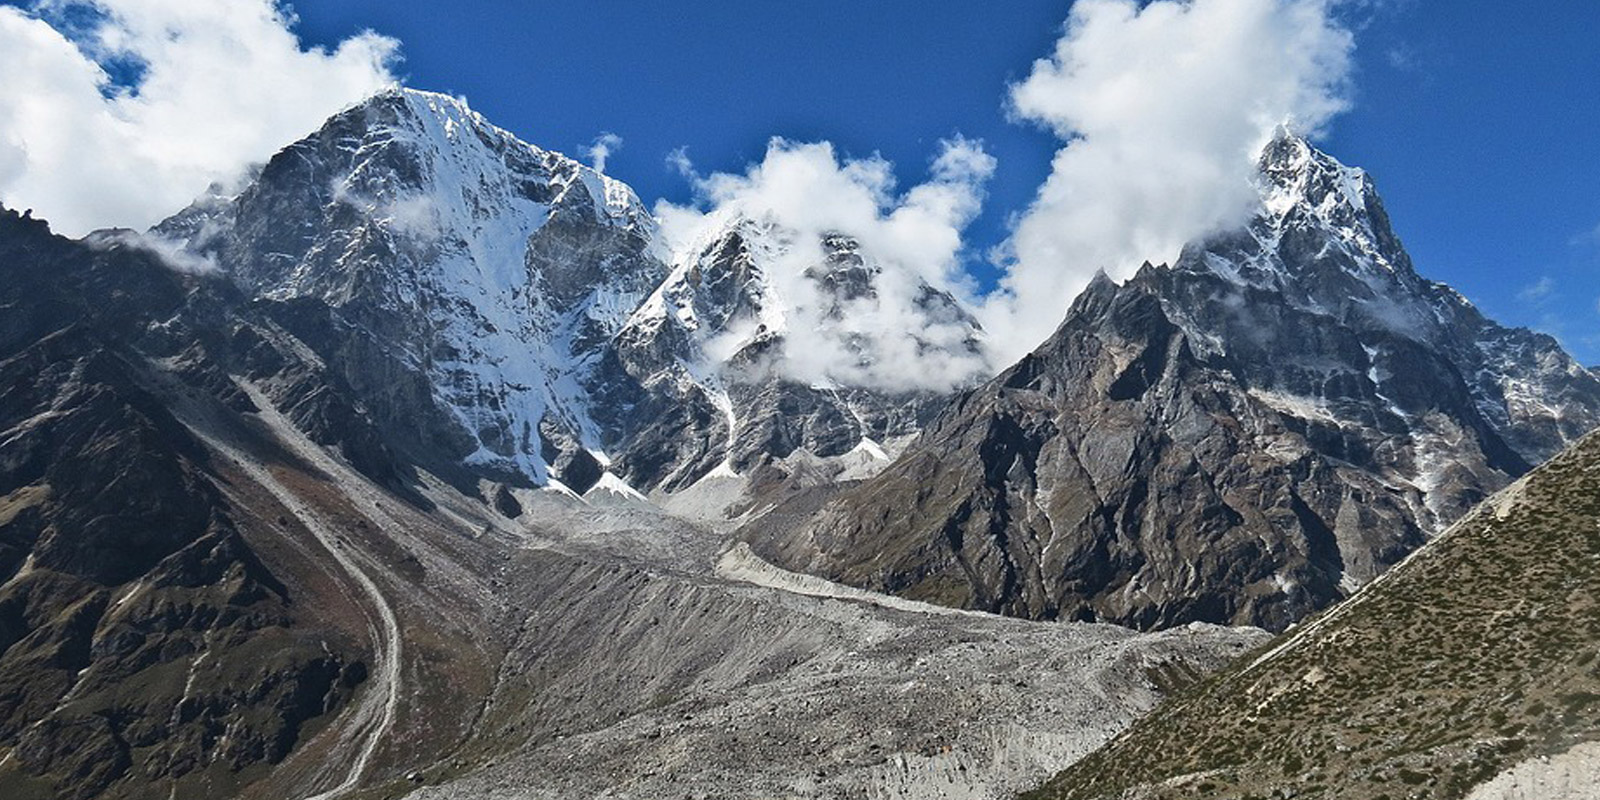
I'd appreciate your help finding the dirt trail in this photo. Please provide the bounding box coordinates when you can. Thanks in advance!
[716,542,979,617]
[183,398,403,800]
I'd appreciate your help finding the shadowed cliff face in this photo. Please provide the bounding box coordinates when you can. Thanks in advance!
[749,137,1600,633]
[750,273,1424,632]
[0,209,369,800]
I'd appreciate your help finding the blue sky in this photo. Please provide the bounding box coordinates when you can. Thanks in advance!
[279,0,1600,363]
[2,0,1595,363]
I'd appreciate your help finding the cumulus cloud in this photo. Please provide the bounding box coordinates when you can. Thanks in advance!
[657,137,996,391]
[0,0,399,237]
[979,0,1358,362]
[587,132,623,173]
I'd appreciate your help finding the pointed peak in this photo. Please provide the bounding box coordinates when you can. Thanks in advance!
[1257,130,1359,185]
[1086,268,1117,290]
[1254,129,1374,230]
[1265,122,1307,149]
[322,86,519,159]
[391,87,485,124]
[1257,129,1315,174]
[350,85,473,118]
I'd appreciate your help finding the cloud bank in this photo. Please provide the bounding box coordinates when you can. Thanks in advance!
[659,0,1361,388]
[657,137,996,392]
[0,0,399,237]
[980,0,1357,362]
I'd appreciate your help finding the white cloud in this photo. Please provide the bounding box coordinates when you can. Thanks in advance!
[656,137,996,391]
[665,146,695,179]
[86,228,218,274]
[0,0,399,237]
[1572,221,1600,248]
[1518,276,1555,304]
[979,0,1358,362]
[331,178,441,240]
[587,132,623,173]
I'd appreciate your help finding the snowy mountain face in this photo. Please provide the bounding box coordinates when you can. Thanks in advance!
[748,134,1600,632]
[162,89,974,507]
[161,89,663,488]
[606,215,982,496]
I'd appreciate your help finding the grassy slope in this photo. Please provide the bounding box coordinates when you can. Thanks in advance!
[1025,431,1600,800]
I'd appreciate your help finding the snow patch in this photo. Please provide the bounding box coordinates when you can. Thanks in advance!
[586,472,649,503]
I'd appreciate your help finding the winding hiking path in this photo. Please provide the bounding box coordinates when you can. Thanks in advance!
[186,390,403,800]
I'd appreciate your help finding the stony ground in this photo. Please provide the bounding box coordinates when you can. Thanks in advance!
[1464,741,1600,800]
[374,494,1266,800]
[89,368,1266,800]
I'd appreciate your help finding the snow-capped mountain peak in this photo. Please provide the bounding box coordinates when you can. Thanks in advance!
[363,88,655,237]
[1168,135,1600,527]
[163,88,669,486]
[161,89,980,507]
[1258,130,1376,233]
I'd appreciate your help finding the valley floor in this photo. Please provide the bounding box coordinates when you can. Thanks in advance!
[404,511,1264,800]
[187,379,1265,800]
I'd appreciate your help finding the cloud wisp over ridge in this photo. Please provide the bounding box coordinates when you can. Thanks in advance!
[976,0,1356,362]
[661,0,1362,383]
[0,0,399,236]
[587,132,623,174]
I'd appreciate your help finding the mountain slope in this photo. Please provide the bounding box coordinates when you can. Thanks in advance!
[0,203,1269,800]
[1023,427,1600,800]
[0,209,375,800]
[750,135,1600,632]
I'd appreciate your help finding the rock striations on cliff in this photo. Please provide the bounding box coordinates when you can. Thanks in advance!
[749,134,1600,632]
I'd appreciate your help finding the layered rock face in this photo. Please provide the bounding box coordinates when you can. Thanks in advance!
[163,89,980,506]
[752,135,1600,632]
[0,209,368,799]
